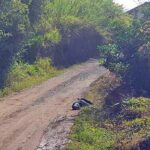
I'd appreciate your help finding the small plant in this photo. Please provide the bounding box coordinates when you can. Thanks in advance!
[126,97,150,112]
[44,28,61,44]
[125,117,150,128]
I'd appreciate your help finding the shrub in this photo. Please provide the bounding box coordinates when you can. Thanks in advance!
[127,97,150,112]
[44,28,61,44]
[98,44,129,76]
[0,58,62,96]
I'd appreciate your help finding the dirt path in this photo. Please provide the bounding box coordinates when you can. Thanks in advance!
[0,59,107,150]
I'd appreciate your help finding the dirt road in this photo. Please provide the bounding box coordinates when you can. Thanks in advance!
[0,60,107,150]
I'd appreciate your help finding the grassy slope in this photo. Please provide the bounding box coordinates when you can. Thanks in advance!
[0,58,64,97]
[68,73,150,150]
[68,108,116,150]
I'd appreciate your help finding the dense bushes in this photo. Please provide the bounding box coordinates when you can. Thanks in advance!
[98,12,150,94]
[1,0,148,95]
[133,21,150,93]
[0,0,130,89]
[98,44,129,76]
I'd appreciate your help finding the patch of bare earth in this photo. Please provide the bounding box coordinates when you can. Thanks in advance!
[0,59,107,150]
[37,115,77,150]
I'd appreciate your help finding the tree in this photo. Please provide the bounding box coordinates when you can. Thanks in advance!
[0,0,30,88]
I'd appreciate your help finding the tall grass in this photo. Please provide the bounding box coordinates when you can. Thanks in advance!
[39,0,126,35]
[68,108,116,150]
[0,58,63,97]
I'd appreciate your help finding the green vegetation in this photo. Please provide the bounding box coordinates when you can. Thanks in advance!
[0,58,63,97]
[0,0,131,90]
[98,5,150,94]
[68,108,116,150]
[0,0,150,149]
[126,97,150,112]
[67,1,150,149]
[0,1,149,92]
[118,97,150,149]
[98,44,129,75]
[69,97,150,150]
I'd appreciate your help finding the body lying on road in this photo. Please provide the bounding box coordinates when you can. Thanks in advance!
[72,98,93,110]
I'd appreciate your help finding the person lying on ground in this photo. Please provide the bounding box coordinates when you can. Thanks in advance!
[72,98,93,110]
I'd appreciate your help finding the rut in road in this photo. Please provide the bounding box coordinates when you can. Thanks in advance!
[0,60,107,150]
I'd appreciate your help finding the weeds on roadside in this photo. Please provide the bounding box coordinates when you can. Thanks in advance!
[0,58,63,97]
[68,96,150,150]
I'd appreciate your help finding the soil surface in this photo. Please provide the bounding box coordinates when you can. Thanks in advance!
[0,59,107,150]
